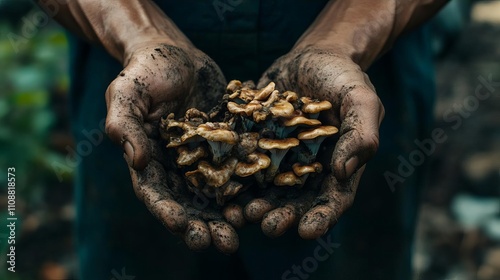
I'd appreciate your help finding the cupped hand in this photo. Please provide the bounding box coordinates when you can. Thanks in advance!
[246,46,385,239]
[104,42,240,253]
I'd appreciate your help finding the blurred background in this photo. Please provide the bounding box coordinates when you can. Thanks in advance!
[0,0,498,279]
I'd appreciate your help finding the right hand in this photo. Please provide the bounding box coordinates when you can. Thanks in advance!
[105,42,241,254]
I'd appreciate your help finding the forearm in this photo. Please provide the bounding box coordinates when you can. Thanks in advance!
[295,0,448,70]
[37,0,192,64]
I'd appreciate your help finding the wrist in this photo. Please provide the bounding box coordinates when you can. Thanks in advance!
[293,1,399,70]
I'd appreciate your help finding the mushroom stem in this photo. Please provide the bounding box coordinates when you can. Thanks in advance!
[207,140,235,165]
[258,138,300,181]
[301,137,326,158]
[298,147,316,164]
[265,149,290,181]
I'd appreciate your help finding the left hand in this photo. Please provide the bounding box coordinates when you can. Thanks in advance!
[244,46,385,239]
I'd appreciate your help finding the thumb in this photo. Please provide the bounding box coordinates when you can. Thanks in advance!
[105,76,151,170]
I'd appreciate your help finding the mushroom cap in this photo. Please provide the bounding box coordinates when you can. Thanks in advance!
[235,153,271,177]
[166,122,202,148]
[282,116,322,127]
[235,132,260,157]
[221,180,244,196]
[283,91,298,102]
[195,157,238,187]
[292,162,323,176]
[261,90,280,107]
[226,80,242,93]
[184,108,209,123]
[297,126,338,140]
[258,138,300,150]
[270,100,295,118]
[185,170,205,189]
[238,89,258,103]
[176,146,207,166]
[254,82,276,101]
[252,108,271,123]
[166,118,195,131]
[274,171,302,186]
[301,97,332,114]
[196,122,239,144]
[227,101,262,116]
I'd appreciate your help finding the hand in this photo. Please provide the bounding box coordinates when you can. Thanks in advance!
[104,42,240,253]
[245,46,385,239]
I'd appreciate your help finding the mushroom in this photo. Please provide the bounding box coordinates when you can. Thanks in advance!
[216,180,244,206]
[253,107,271,123]
[261,90,280,107]
[283,91,298,103]
[273,171,302,186]
[186,157,238,188]
[300,97,332,119]
[276,115,322,139]
[165,121,202,148]
[234,132,260,159]
[270,99,295,118]
[229,88,256,104]
[292,162,323,186]
[292,162,323,176]
[197,122,239,164]
[184,108,209,125]
[227,100,262,117]
[297,126,338,159]
[184,169,205,190]
[176,146,207,166]
[254,82,275,101]
[235,152,271,184]
[258,138,300,180]
[226,80,242,94]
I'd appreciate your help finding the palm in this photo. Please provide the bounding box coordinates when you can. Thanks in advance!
[104,44,241,253]
[245,47,384,239]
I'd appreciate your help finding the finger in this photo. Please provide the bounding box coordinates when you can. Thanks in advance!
[298,166,365,239]
[128,159,188,234]
[105,77,151,170]
[261,190,315,238]
[208,221,239,254]
[184,220,211,251]
[331,87,384,180]
[223,204,246,229]
[243,188,285,223]
[261,205,297,238]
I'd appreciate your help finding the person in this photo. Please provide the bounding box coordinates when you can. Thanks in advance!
[38,0,446,279]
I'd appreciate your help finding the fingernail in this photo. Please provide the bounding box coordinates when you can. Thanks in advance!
[123,141,135,167]
[344,156,359,178]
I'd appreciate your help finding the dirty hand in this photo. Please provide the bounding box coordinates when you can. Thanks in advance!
[245,46,385,239]
[105,43,240,253]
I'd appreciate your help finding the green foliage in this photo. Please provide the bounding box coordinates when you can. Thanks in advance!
[0,19,70,197]
[0,10,72,279]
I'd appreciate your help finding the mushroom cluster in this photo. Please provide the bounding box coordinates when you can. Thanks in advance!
[160,80,338,206]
